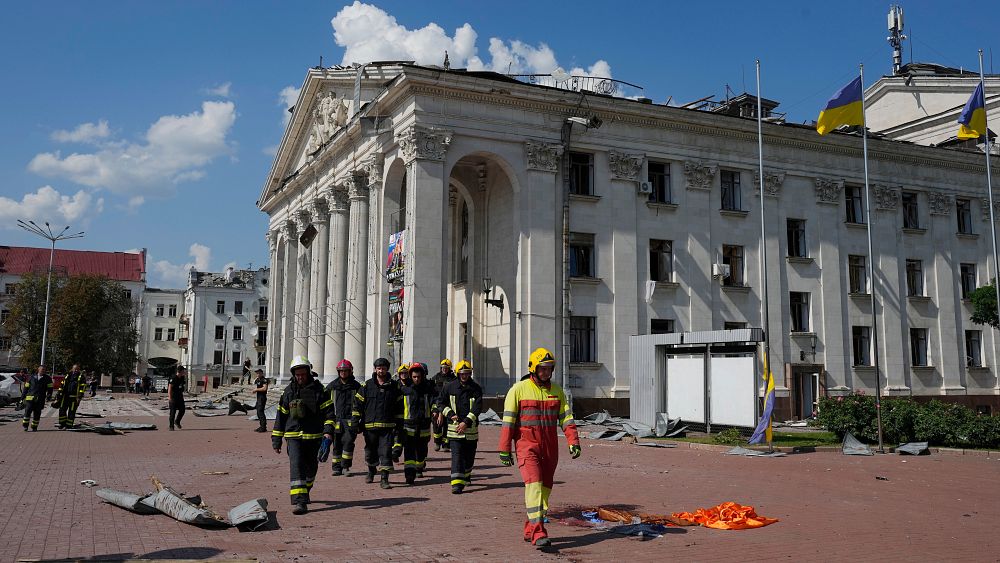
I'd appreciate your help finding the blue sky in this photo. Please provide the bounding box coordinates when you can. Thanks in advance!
[2,1,998,287]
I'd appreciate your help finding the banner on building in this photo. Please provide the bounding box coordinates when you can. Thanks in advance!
[386,231,405,283]
[388,287,404,341]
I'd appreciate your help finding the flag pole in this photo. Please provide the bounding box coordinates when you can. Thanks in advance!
[978,50,1000,357]
[860,63,886,453]
[755,59,774,452]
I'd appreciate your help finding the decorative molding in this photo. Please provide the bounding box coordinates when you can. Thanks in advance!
[396,125,452,162]
[683,160,717,190]
[308,198,329,224]
[752,170,786,197]
[525,139,563,172]
[348,172,369,200]
[281,219,298,241]
[476,163,488,191]
[608,150,643,181]
[448,186,458,207]
[928,191,952,216]
[326,183,350,212]
[814,178,844,204]
[295,207,313,228]
[363,154,384,187]
[872,184,899,211]
[306,90,348,154]
[980,197,1000,222]
[266,229,280,252]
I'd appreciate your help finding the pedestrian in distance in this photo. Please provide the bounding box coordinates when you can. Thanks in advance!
[353,357,403,489]
[21,365,52,432]
[434,360,482,494]
[431,359,455,452]
[401,362,435,485]
[56,364,86,429]
[241,359,252,385]
[134,374,142,395]
[89,372,98,397]
[252,369,269,432]
[168,366,187,430]
[141,374,152,397]
[498,348,581,548]
[272,356,331,515]
[322,359,361,476]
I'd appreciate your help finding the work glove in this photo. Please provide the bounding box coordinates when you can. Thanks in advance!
[499,452,513,466]
[272,437,282,453]
[569,444,581,459]
[317,436,332,462]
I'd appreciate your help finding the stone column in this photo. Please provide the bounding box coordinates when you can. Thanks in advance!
[364,155,384,372]
[279,220,299,384]
[293,208,312,359]
[324,184,350,375]
[397,126,451,364]
[308,198,330,379]
[344,172,370,367]
[608,151,644,395]
[266,229,282,380]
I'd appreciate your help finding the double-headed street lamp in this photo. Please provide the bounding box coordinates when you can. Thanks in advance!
[16,220,85,368]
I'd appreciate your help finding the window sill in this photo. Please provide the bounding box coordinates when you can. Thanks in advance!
[906,295,931,303]
[911,365,935,371]
[845,222,868,230]
[653,281,680,289]
[852,365,875,370]
[721,284,751,293]
[646,201,678,212]
[569,276,602,286]
[967,365,990,371]
[569,193,601,203]
[962,298,973,304]
[786,256,813,264]
[790,331,817,338]
[719,209,749,218]
[902,227,926,235]
[849,292,871,299]
[452,281,467,289]
[569,362,603,370]
[957,232,979,240]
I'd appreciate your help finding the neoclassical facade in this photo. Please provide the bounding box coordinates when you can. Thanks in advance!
[259,63,1000,416]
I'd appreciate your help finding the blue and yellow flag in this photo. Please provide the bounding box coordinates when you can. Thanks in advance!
[748,351,775,445]
[816,76,864,135]
[957,82,987,140]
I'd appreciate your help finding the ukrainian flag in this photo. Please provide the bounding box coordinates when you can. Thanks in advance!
[748,351,775,445]
[816,76,864,135]
[957,82,987,140]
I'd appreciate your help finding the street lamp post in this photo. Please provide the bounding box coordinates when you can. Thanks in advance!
[16,220,84,368]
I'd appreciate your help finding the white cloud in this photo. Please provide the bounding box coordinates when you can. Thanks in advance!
[0,185,102,228]
[51,120,110,143]
[330,2,611,78]
[149,243,213,287]
[262,144,279,157]
[205,82,232,97]
[28,101,237,201]
[278,85,301,125]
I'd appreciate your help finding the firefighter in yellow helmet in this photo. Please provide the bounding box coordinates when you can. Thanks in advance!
[433,360,482,494]
[498,348,581,548]
[431,358,456,451]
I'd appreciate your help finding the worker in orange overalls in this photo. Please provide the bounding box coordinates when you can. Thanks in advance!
[498,348,580,548]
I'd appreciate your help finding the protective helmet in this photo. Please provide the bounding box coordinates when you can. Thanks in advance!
[455,360,473,373]
[408,362,427,374]
[440,358,453,368]
[373,357,391,369]
[336,359,354,372]
[528,348,556,375]
[397,363,410,374]
[289,355,312,374]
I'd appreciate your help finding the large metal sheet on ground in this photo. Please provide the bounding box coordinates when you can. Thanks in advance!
[708,356,755,427]
[666,356,704,423]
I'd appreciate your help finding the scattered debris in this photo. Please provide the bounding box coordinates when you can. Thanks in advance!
[92,396,114,401]
[671,502,779,529]
[107,422,156,430]
[228,399,252,415]
[228,498,269,531]
[478,408,502,425]
[194,410,229,417]
[588,430,628,441]
[875,476,890,481]
[69,423,123,435]
[202,471,229,476]
[635,441,677,448]
[95,488,160,515]
[248,405,278,421]
[579,410,687,440]
[842,432,873,456]
[608,523,670,538]
[725,446,786,457]
[80,480,98,487]
[75,412,103,418]
[897,442,930,456]
[149,475,229,527]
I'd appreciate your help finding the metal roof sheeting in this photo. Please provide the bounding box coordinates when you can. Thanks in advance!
[0,246,145,282]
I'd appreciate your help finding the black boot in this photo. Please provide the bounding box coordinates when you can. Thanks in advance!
[451,484,463,494]
[332,463,343,476]
[380,472,391,489]
[292,502,308,515]
[404,468,416,485]
[365,466,375,484]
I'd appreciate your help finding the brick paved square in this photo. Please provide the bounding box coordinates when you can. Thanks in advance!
[2,397,998,562]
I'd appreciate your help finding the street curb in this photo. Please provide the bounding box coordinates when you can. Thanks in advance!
[643,441,999,457]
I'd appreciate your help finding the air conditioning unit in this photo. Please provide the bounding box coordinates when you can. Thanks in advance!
[712,263,731,280]
[638,181,652,195]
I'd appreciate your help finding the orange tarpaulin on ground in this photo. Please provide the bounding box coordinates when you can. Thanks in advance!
[671,502,778,530]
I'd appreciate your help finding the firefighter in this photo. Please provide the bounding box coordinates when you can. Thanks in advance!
[272,356,331,515]
[396,363,411,386]
[168,366,187,430]
[400,362,435,484]
[431,359,456,451]
[498,348,581,548]
[353,357,403,489]
[56,364,86,429]
[391,363,411,461]
[252,369,269,432]
[322,359,361,476]
[21,365,52,432]
[435,360,482,494]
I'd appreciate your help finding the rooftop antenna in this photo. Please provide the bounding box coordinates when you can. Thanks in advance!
[887,5,907,75]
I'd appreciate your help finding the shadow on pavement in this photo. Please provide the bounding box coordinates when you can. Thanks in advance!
[542,526,687,553]
[309,496,429,512]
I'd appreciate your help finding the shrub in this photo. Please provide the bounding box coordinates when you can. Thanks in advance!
[880,398,920,444]
[712,427,743,445]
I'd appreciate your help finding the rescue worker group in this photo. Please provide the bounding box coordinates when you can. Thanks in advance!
[271,347,580,548]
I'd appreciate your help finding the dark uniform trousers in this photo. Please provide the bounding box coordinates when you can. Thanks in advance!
[402,427,431,480]
[450,437,478,487]
[169,400,186,428]
[256,396,267,431]
[22,400,44,430]
[332,420,358,470]
[364,427,395,474]
[57,395,80,427]
[432,418,448,448]
[287,438,320,505]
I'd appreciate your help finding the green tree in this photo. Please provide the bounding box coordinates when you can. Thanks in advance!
[50,275,139,374]
[970,279,999,329]
[5,273,59,368]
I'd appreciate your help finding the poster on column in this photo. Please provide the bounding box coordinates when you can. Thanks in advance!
[385,231,405,283]
[388,287,404,341]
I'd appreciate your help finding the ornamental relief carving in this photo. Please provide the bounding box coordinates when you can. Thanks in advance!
[348,172,369,200]
[525,140,563,172]
[326,183,350,212]
[609,150,644,181]
[814,178,844,204]
[306,90,349,154]
[980,198,1000,222]
[308,198,329,224]
[872,184,899,211]
[396,126,452,162]
[752,170,786,197]
[928,191,952,216]
[363,154,384,187]
[683,160,717,190]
